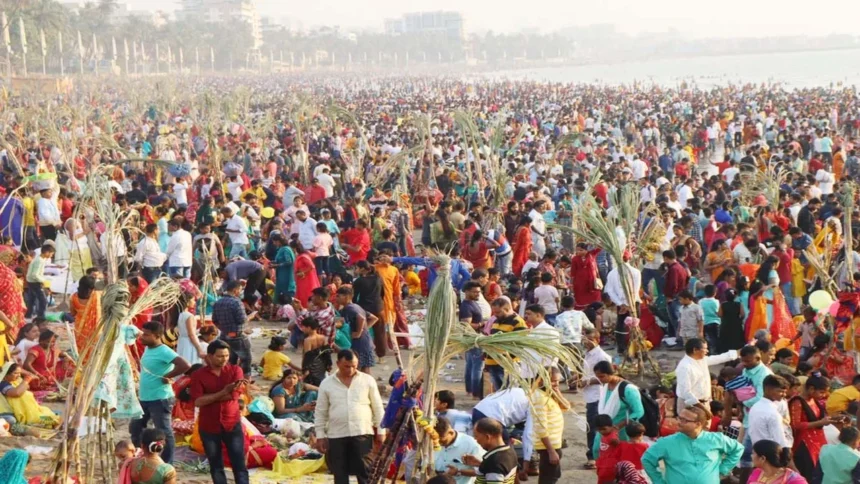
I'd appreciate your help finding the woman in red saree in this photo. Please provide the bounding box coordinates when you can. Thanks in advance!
[340,220,371,266]
[291,240,320,309]
[0,260,25,346]
[128,276,152,365]
[806,333,856,386]
[511,215,532,277]
[23,330,72,391]
[570,243,603,310]
[788,373,831,480]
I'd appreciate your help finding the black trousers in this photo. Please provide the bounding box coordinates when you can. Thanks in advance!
[327,435,372,484]
[538,448,563,484]
[40,225,57,242]
[244,268,270,306]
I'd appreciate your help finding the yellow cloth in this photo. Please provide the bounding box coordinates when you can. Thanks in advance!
[242,187,267,202]
[4,380,59,426]
[261,350,291,381]
[844,316,860,353]
[529,389,565,452]
[403,271,421,296]
[826,386,860,415]
[791,259,807,298]
[0,320,10,367]
[22,197,35,227]
[813,223,841,255]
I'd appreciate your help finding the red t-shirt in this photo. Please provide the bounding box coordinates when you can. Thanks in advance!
[189,364,245,434]
[617,441,648,469]
[596,431,621,483]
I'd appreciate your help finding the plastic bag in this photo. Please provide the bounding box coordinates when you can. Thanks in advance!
[271,455,326,478]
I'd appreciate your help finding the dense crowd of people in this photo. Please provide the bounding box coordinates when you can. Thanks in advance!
[0,76,858,483]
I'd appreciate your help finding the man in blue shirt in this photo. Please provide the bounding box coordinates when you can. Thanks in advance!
[394,252,471,293]
[738,344,773,483]
[129,321,191,464]
[643,403,743,484]
[659,148,675,175]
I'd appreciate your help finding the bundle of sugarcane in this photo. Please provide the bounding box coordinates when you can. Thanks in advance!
[841,182,856,281]
[804,246,840,297]
[738,164,789,210]
[412,255,458,481]
[366,145,423,189]
[438,323,581,394]
[328,102,377,182]
[49,170,183,482]
[452,110,484,198]
[368,377,422,484]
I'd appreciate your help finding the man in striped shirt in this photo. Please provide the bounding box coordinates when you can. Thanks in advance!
[521,367,569,483]
[463,418,518,484]
[485,297,528,391]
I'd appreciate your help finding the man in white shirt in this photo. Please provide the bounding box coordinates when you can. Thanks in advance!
[748,374,790,446]
[472,387,530,431]
[314,349,385,484]
[100,229,128,278]
[630,156,649,180]
[816,165,835,195]
[529,200,548,259]
[581,328,611,467]
[173,180,189,209]
[291,209,318,252]
[36,188,61,241]
[135,223,167,283]
[605,261,641,356]
[723,160,740,185]
[282,179,305,209]
[165,219,193,278]
[520,305,561,379]
[675,338,738,411]
[316,167,336,198]
[639,178,656,203]
[221,206,249,259]
[677,178,694,210]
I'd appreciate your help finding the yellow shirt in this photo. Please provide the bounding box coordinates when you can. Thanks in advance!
[241,187,267,202]
[261,349,291,380]
[22,197,35,227]
[529,389,565,455]
[826,385,860,415]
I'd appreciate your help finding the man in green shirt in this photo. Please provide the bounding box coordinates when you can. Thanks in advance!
[642,404,743,484]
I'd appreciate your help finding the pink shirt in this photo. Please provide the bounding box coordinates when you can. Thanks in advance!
[313,233,333,257]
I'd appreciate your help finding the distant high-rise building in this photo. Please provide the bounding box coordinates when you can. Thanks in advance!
[178,0,262,49]
[384,11,464,42]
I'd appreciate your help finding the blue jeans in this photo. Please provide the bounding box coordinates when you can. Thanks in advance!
[25,285,47,319]
[142,266,163,283]
[230,244,249,259]
[586,401,599,460]
[782,283,800,315]
[666,299,682,338]
[486,365,505,392]
[641,268,663,295]
[129,398,176,463]
[200,422,249,484]
[314,256,330,276]
[464,348,484,397]
[221,335,252,375]
[168,266,191,278]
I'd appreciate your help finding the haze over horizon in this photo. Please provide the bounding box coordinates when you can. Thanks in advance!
[121,0,860,39]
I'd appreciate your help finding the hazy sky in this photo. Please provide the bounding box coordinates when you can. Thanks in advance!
[123,0,860,38]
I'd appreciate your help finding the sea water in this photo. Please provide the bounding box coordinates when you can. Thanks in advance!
[487,47,860,88]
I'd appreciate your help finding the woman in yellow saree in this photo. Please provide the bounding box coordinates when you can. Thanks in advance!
[812,218,841,256]
[0,362,59,427]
